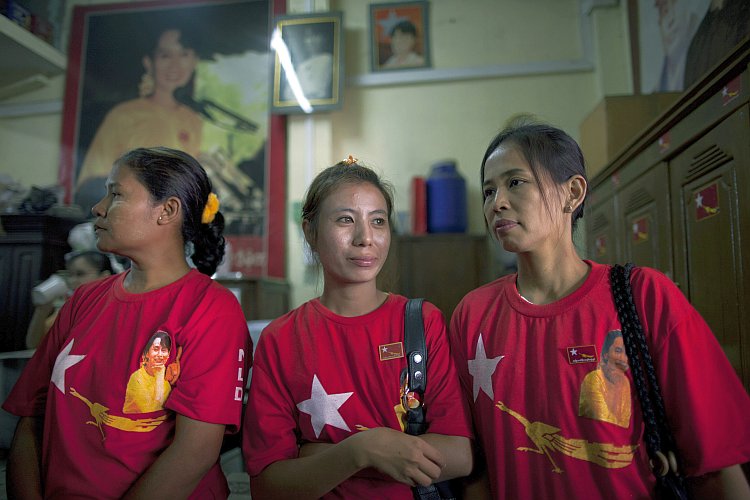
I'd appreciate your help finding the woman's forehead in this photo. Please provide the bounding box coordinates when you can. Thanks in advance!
[324,182,386,206]
[485,146,531,175]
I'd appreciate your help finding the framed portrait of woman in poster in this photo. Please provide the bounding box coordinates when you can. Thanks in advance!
[59,0,286,278]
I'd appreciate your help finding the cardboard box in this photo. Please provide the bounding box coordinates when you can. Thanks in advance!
[580,93,680,177]
[31,13,53,44]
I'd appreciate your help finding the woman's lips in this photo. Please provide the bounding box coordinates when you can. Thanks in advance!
[494,219,518,235]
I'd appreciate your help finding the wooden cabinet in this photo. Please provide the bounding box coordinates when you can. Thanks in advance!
[586,40,750,390]
[669,107,750,377]
[377,234,493,320]
[0,215,81,351]
[214,277,290,321]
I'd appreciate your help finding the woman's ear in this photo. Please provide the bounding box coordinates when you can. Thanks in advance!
[142,56,152,74]
[302,219,316,251]
[565,175,587,213]
[157,196,182,225]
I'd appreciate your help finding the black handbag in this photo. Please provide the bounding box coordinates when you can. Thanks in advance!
[403,298,458,500]
[610,263,690,500]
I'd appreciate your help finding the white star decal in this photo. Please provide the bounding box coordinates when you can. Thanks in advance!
[51,339,85,394]
[468,334,504,402]
[695,192,704,208]
[297,375,353,438]
[570,348,578,356]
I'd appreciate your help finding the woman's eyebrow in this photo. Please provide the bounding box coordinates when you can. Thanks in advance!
[483,168,527,185]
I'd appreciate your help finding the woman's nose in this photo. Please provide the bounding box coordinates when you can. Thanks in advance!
[353,222,372,246]
[91,197,107,217]
[492,190,509,212]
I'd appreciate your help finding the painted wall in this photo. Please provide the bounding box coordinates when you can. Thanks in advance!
[285,0,633,306]
[0,0,633,311]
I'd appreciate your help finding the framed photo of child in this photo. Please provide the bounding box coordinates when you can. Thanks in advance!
[369,1,431,72]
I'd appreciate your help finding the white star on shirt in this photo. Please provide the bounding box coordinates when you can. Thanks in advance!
[695,192,704,208]
[297,374,353,438]
[570,348,578,356]
[468,334,504,402]
[51,339,85,394]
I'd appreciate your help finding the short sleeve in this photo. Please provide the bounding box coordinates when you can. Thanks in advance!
[422,302,473,439]
[242,328,301,477]
[165,286,250,433]
[632,268,750,476]
[2,292,80,417]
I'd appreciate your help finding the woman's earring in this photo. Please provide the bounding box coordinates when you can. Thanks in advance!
[564,205,573,213]
[139,70,154,97]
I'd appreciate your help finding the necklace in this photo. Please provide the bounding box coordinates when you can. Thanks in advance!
[515,279,535,304]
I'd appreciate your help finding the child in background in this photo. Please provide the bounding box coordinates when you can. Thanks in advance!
[26,250,115,349]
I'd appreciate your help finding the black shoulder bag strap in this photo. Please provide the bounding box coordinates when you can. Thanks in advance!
[610,263,689,500]
[403,299,457,500]
[404,298,428,436]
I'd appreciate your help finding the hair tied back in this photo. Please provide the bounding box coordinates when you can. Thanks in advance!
[201,192,220,224]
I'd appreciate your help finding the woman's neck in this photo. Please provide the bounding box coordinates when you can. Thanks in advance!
[123,257,192,294]
[147,89,179,110]
[515,246,589,305]
[319,282,388,317]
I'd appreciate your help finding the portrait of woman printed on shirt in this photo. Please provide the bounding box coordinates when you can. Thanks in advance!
[243,157,473,499]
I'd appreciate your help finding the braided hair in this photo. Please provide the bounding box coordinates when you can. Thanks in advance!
[610,264,679,462]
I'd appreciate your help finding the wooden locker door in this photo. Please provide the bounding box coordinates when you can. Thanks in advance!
[670,106,749,388]
[618,164,673,279]
[586,182,619,265]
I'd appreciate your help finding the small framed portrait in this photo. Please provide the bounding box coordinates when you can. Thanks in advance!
[369,1,431,72]
[271,12,344,114]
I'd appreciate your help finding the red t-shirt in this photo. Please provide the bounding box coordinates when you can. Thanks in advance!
[449,261,750,499]
[244,294,473,499]
[4,269,250,498]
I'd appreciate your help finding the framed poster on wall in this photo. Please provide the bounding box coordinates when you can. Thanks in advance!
[58,0,286,278]
[628,0,749,94]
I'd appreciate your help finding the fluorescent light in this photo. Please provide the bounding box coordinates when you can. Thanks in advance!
[271,28,313,113]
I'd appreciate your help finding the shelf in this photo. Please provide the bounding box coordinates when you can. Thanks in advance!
[0,14,65,99]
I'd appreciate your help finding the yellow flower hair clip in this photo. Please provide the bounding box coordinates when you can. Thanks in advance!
[343,155,358,165]
[201,192,220,224]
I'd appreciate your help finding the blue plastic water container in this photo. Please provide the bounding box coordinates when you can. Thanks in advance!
[426,160,467,233]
